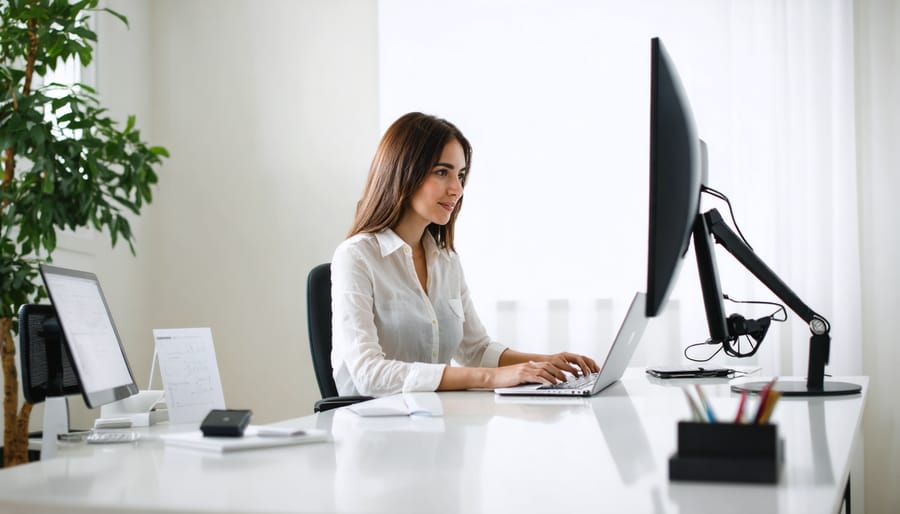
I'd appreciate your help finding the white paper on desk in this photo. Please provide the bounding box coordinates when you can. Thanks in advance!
[347,392,443,417]
[153,328,226,425]
[161,427,329,453]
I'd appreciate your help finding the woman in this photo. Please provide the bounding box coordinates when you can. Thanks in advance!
[331,112,598,396]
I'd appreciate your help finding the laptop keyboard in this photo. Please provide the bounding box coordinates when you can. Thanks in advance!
[539,372,599,390]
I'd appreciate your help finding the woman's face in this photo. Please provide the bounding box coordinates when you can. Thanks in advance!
[407,139,467,227]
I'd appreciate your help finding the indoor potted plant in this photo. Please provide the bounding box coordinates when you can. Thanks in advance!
[0,0,167,467]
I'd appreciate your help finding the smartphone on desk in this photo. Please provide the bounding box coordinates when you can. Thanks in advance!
[646,365,733,379]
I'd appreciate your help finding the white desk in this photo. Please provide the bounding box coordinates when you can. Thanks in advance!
[0,369,867,514]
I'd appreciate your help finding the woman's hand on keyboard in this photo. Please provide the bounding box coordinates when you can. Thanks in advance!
[490,361,568,387]
[543,352,600,377]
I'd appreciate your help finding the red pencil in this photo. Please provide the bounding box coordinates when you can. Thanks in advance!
[734,390,748,423]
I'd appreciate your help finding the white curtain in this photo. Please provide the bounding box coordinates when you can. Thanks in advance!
[854,0,900,512]
[378,0,862,377]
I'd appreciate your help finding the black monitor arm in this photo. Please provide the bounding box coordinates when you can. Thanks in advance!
[698,209,859,395]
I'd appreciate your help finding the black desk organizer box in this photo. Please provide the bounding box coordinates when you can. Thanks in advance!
[669,421,784,483]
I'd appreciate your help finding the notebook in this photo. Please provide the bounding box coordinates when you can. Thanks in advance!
[494,292,648,397]
[347,392,442,417]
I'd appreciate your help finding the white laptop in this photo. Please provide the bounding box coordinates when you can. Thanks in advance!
[494,292,648,397]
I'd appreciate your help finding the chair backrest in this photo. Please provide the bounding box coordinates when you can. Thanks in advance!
[307,263,339,399]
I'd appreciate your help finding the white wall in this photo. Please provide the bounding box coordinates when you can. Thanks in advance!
[79,0,380,425]
[144,0,379,422]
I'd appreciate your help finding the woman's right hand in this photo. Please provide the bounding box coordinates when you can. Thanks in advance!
[488,361,568,388]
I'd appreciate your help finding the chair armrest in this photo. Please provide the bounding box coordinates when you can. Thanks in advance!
[314,395,374,413]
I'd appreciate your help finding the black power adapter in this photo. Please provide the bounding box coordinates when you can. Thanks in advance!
[200,409,253,437]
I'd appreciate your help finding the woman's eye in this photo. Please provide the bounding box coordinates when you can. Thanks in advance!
[458,173,467,183]
[434,169,448,176]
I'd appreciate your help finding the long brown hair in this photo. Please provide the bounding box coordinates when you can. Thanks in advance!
[348,112,472,251]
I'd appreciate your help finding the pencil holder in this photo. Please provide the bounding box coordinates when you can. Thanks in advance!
[668,421,783,483]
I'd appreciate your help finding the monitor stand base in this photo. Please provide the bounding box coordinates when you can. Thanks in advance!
[731,380,862,397]
[40,396,70,459]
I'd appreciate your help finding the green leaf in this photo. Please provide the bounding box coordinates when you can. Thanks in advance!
[43,229,56,254]
[50,95,70,111]
[117,215,131,239]
[149,146,170,157]
[47,36,67,58]
[100,7,129,28]
[109,216,118,246]
[77,45,92,67]
[139,182,152,202]
[73,82,96,94]
[71,26,97,43]
[29,123,45,147]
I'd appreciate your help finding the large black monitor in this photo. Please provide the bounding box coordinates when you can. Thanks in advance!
[644,37,860,397]
[39,264,139,408]
[646,37,703,318]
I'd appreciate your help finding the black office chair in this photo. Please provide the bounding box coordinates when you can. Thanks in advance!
[307,263,373,412]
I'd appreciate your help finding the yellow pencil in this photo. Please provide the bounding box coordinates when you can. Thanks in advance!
[757,390,782,424]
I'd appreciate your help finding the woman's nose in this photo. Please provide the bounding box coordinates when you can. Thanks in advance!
[448,175,463,195]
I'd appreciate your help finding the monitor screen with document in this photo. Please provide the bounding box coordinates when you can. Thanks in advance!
[39,264,138,409]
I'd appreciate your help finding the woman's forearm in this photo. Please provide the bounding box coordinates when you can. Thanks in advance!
[497,348,547,366]
[437,366,494,390]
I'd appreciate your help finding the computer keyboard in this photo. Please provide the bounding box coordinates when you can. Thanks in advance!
[85,430,141,444]
[539,372,599,390]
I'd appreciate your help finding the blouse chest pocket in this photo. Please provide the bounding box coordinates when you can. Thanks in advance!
[447,298,465,321]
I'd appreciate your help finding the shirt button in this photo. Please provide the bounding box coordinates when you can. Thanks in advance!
[432,319,437,325]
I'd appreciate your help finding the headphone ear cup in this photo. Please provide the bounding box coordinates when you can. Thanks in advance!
[727,313,746,334]
[721,314,745,356]
[747,316,772,343]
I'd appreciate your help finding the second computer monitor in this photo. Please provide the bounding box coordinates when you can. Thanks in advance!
[39,264,138,409]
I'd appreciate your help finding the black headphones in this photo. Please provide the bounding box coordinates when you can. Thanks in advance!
[722,313,772,357]
[685,297,787,362]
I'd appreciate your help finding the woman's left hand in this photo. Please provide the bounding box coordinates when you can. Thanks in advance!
[543,352,600,377]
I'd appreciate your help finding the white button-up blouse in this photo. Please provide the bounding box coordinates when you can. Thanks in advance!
[330,229,507,396]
